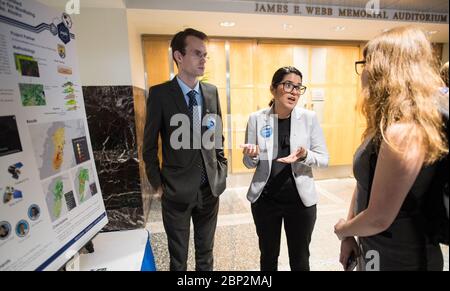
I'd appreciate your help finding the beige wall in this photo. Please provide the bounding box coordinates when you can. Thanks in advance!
[127,11,146,89]
[72,8,133,86]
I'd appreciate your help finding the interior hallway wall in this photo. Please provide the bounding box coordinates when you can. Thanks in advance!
[73,8,132,86]
[125,11,153,227]
[75,8,152,230]
[127,11,146,90]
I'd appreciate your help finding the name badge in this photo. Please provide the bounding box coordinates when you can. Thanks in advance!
[260,125,273,138]
[206,117,216,130]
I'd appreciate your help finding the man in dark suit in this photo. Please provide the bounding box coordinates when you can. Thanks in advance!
[143,28,227,271]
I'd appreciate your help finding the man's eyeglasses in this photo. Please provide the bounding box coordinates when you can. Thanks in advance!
[188,50,209,60]
[279,82,307,95]
[355,60,366,75]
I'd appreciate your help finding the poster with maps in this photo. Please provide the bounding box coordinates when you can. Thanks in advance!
[0,0,107,271]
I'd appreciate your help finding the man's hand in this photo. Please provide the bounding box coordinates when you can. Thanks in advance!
[277,147,307,164]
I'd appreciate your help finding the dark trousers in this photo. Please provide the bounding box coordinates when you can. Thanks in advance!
[251,194,317,271]
[162,185,219,271]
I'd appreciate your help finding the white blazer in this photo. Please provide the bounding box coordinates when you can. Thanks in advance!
[243,106,329,207]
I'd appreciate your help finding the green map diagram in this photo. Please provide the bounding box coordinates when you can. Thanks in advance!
[78,168,88,202]
[73,163,95,204]
[43,174,73,222]
[53,180,64,218]
[19,83,46,106]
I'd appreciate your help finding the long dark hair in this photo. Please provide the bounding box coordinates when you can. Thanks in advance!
[269,66,303,106]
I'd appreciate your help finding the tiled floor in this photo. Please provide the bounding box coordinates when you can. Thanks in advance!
[146,176,449,271]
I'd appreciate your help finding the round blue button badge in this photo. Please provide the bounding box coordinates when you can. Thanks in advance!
[206,117,216,129]
[260,125,273,138]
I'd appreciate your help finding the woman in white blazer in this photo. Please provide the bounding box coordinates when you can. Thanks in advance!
[242,66,329,271]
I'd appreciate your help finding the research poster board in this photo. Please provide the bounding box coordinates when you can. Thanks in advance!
[0,0,108,271]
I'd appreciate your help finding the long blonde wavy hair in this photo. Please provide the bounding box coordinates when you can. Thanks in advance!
[361,26,448,165]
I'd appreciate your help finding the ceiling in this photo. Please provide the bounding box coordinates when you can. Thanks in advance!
[39,0,126,9]
[39,0,449,42]
[128,9,449,43]
[38,0,449,13]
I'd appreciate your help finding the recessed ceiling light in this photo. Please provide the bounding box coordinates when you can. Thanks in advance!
[220,21,235,27]
[427,30,438,35]
[382,28,391,33]
[334,26,346,32]
[283,24,293,30]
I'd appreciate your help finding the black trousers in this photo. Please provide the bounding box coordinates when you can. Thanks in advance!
[161,185,219,271]
[251,193,317,271]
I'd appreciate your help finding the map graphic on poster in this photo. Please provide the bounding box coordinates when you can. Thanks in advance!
[29,119,90,180]
[42,174,74,222]
[0,0,108,271]
[72,164,97,205]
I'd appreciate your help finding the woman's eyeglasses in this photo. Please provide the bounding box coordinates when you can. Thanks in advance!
[355,60,366,75]
[279,82,307,95]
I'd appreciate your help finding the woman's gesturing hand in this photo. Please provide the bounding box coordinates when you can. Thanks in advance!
[277,147,307,164]
[240,144,260,158]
